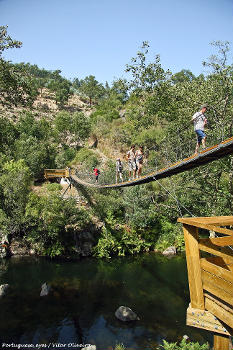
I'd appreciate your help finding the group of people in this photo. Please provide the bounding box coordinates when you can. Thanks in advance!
[93,104,209,184]
[116,145,144,183]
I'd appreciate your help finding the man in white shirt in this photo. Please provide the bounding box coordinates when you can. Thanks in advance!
[127,145,136,180]
[192,104,208,153]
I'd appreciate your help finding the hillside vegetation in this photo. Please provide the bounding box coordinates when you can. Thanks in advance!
[1,26,233,258]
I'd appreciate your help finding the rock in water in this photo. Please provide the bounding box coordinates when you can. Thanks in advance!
[162,246,177,257]
[0,284,9,298]
[40,282,51,297]
[115,306,139,321]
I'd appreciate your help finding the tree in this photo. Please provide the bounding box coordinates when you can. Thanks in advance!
[79,75,105,106]
[0,25,22,55]
[25,189,90,257]
[171,69,196,84]
[47,76,73,106]
[53,111,91,148]
[0,160,32,237]
[0,26,38,106]
[125,41,171,93]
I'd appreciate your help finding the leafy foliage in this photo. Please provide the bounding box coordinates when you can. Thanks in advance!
[0,26,38,107]
[25,189,90,257]
[158,338,210,350]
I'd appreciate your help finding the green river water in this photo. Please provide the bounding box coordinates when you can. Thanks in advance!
[0,253,211,349]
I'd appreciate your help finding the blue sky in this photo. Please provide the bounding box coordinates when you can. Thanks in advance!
[1,0,233,85]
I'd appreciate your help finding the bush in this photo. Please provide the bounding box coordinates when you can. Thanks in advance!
[158,338,210,350]
[25,191,90,257]
[72,148,99,169]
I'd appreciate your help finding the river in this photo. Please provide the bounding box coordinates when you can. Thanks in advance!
[0,253,211,349]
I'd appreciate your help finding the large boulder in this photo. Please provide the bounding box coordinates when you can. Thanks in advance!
[115,306,139,322]
[162,246,177,257]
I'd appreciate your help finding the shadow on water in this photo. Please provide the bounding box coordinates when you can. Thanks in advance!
[0,254,212,349]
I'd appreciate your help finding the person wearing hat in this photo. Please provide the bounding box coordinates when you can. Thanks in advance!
[191,104,208,153]
[116,157,123,183]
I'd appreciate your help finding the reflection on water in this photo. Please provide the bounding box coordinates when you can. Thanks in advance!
[0,254,211,349]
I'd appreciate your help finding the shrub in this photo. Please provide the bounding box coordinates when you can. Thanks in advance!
[158,338,210,350]
[72,148,99,169]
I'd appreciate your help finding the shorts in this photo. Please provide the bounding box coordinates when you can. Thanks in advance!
[128,160,137,171]
[195,129,206,144]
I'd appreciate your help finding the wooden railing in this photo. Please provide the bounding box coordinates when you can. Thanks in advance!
[177,216,233,350]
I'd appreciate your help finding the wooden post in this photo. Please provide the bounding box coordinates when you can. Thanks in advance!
[213,334,231,350]
[183,224,204,309]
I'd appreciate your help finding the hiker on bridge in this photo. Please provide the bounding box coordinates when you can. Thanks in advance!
[127,145,137,180]
[135,146,144,178]
[93,167,100,183]
[116,158,123,183]
[192,104,208,154]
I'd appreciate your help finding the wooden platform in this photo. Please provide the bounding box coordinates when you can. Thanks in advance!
[178,216,233,349]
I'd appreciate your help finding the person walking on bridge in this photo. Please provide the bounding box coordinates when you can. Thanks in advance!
[116,158,123,183]
[192,104,208,154]
[127,145,136,180]
[93,167,100,183]
[135,146,144,178]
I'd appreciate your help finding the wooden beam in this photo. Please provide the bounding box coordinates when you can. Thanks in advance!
[201,258,233,283]
[178,216,233,225]
[199,236,233,247]
[203,278,233,306]
[178,218,233,236]
[201,269,233,295]
[186,305,230,335]
[199,240,233,259]
[213,334,231,350]
[183,224,204,309]
[204,293,233,316]
[205,296,233,328]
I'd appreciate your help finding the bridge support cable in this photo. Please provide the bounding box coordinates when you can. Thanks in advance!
[153,177,195,218]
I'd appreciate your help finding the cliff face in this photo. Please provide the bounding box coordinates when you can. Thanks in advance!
[0,88,92,121]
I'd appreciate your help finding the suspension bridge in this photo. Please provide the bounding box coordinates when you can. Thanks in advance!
[45,136,233,188]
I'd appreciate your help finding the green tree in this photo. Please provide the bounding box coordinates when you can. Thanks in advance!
[171,69,196,84]
[53,111,90,148]
[25,189,90,257]
[47,76,73,106]
[79,75,105,106]
[0,159,32,237]
[125,41,170,93]
[0,26,38,106]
